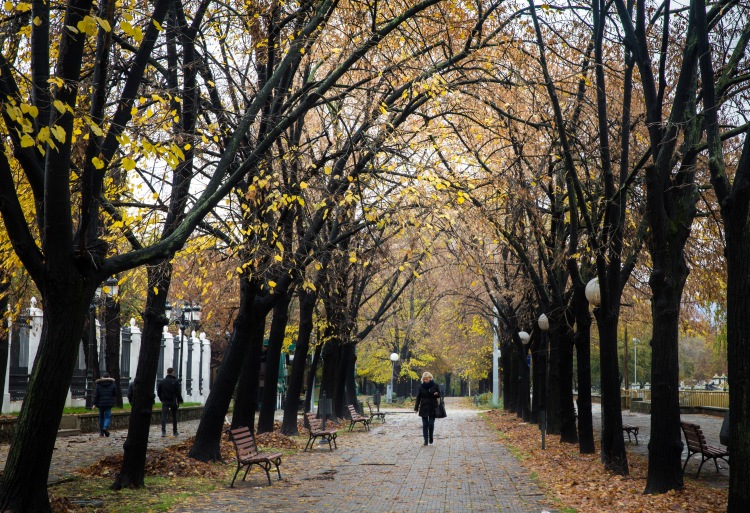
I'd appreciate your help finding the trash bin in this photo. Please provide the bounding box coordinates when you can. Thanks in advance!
[373,391,381,411]
[720,410,729,447]
[317,394,333,428]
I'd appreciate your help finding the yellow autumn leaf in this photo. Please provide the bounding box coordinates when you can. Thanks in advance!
[122,158,136,171]
[268,280,277,288]
[153,287,159,295]
[53,100,66,113]
[20,134,34,147]
[92,157,105,169]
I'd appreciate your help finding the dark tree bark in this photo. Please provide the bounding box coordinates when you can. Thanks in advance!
[229,304,267,432]
[104,296,123,407]
[500,343,518,411]
[281,289,317,435]
[558,329,578,444]
[572,291,595,454]
[190,277,257,460]
[258,292,292,433]
[112,263,170,490]
[693,1,750,504]
[0,271,8,414]
[0,285,92,510]
[304,340,322,416]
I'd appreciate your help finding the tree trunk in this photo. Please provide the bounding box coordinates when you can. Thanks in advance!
[0,273,9,414]
[230,308,266,431]
[559,329,578,444]
[546,330,561,434]
[573,304,595,454]
[726,211,750,511]
[344,344,357,408]
[0,289,88,512]
[320,335,340,403]
[258,292,291,433]
[517,347,531,421]
[531,343,541,424]
[280,289,316,435]
[596,307,628,473]
[304,341,322,415]
[189,278,257,461]
[644,261,687,493]
[333,342,351,418]
[507,345,518,413]
[104,296,123,407]
[112,263,170,489]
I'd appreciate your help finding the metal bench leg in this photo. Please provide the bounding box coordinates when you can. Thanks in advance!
[230,464,242,487]
[683,451,694,472]
[273,458,282,480]
[697,456,709,477]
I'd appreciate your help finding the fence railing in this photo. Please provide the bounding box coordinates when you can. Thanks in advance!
[621,388,728,409]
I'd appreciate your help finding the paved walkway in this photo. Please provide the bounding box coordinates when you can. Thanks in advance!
[606,404,730,484]
[171,400,553,513]
[0,419,204,484]
[0,399,728,511]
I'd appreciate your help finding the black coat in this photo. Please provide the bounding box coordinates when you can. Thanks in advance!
[157,374,183,405]
[414,380,440,417]
[93,378,117,410]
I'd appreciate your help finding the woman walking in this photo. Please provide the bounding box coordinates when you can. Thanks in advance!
[414,371,440,446]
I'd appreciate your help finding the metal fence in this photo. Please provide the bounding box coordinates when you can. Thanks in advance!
[621,388,728,409]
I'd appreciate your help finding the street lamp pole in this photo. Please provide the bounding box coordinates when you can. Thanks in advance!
[388,352,400,403]
[85,284,103,409]
[85,302,96,409]
[633,338,639,388]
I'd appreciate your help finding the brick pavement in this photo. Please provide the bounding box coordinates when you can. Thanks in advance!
[170,400,554,513]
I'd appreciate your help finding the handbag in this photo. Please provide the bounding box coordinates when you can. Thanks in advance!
[435,396,447,418]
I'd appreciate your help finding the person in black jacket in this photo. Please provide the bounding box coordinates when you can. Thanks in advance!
[93,372,117,437]
[157,368,183,436]
[414,371,440,446]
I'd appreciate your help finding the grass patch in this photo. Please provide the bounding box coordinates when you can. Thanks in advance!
[50,475,222,513]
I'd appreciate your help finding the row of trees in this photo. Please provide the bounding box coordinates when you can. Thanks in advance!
[1,0,748,512]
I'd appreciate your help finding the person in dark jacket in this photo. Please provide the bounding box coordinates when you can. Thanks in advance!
[414,371,440,446]
[93,372,117,437]
[157,368,183,437]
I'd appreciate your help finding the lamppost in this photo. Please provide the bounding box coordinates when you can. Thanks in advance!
[85,283,105,409]
[538,313,550,449]
[100,277,119,373]
[388,352,399,403]
[166,301,202,396]
[633,338,639,388]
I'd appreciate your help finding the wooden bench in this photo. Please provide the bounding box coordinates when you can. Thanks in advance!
[227,426,283,487]
[346,404,370,432]
[367,401,386,423]
[680,421,729,477]
[622,423,639,444]
[304,412,338,452]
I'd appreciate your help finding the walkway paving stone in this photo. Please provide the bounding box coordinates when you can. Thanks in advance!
[170,400,553,513]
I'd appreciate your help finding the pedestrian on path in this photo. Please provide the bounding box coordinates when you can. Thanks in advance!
[93,372,117,437]
[157,367,183,437]
[415,371,440,445]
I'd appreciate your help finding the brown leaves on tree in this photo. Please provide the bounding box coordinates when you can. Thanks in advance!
[483,410,727,513]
